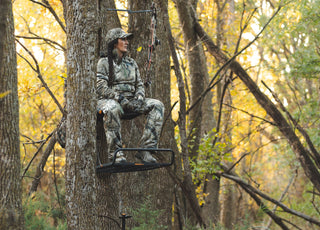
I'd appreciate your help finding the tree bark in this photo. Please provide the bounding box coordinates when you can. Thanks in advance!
[112,0,175,228]
[0,0,24,228]
[65,0,99,228]
[98,0,121,54]
[95,1,176,229]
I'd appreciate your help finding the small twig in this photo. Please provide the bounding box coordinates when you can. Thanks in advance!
[265,170,297,228]
[223,103,276,126]
[160,101,179,141]
[311,187,320,215]
[225,152,249,173]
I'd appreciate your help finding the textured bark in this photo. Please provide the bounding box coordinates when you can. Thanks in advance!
[194,21,320,192]
[98,0,121,54]
[116,0,174,228]
[65,1,99,228]
[0,0,24,228]
[220,180,236,229]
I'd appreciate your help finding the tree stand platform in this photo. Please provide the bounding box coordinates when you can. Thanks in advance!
[96,148,175,173]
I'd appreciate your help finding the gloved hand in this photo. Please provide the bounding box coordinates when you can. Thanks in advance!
[119,97,134,111]
[131,95,144,108]
[119,96,146,113]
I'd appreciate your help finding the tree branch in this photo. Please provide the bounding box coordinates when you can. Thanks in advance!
[220,170,320,227]
[265,171,297,229]
[15,35,66,52]
[21,131,54,178]
[28,131,57,195]
[223,103,276,126]
[16,39,66,117]
[262,80,320,168]
[29,0,66,32]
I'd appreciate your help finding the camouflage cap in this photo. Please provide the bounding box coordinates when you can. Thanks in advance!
[106,28,133,44]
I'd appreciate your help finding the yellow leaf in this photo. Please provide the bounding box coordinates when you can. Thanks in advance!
[137,46,143,52]
[0,91,11,99]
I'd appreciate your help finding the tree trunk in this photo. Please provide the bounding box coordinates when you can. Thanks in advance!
[65,1,99,228]
[0,0,24,228]
[95,0,176,229]
[112,0,175,228]
[220,180,236,229]
[175,0,204,226]
[175,0,203,160]
[98,0,121,54]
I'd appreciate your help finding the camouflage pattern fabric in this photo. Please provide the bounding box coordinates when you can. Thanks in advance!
[97,56,145,100]
[97,56,164,155]
[57,117,66,148]
[56,49,164,153]
[105,28,133,44]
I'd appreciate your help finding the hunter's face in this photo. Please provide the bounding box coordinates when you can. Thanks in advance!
[115,38,129,56]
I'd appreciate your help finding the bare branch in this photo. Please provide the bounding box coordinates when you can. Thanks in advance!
[223,103,276,126]
[22,131,54,179]
[16,39,66,117]
[29,0,66,32]
[16,35,66,52]
[29,131,57,195]
[221,171,320,227]
[265,172,297,229]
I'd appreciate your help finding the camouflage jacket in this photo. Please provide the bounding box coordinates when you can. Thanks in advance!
[96,56,145,101]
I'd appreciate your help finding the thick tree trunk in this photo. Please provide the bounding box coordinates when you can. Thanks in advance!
[175,0,221,226]
[95,0,176,229]
[175,0,203,226]
[94,1,122,229]
[0,1,24,229]
[113,0,175,228]
[220,180,237,229]
[65,1,99,228]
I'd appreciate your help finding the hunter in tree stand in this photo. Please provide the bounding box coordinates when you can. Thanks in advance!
[57,28,164,165]
[96,28,164,163]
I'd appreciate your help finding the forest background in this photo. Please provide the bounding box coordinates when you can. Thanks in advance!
[2,0,320,229]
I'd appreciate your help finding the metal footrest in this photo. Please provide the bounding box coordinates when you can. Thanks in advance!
[96,148,174,174]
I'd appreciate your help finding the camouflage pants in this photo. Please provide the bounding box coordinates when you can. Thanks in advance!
[97,98,164,154]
